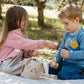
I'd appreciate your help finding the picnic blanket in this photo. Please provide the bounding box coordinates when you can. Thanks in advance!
[0,71,84,84]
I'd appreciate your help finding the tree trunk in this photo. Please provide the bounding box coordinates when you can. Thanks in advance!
[0,2,2,19]
[80,0,84,9]
[35,0,47,26]
[38,7,44,25]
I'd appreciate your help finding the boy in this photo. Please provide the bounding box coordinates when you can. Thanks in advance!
[49,4,84,80]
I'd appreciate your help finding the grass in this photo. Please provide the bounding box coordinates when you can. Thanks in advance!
[0,14,64,41]
[0,14,63,62]
[26,15,66,40]
[36,48,58,63]
[1,4,84,62]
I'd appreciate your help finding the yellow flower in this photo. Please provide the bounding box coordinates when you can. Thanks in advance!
[70,40,78,48]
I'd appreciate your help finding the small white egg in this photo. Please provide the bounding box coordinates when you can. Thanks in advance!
[54,42,58,46]
[52,61,59,67]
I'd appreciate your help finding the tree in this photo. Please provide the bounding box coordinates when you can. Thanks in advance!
[80,0,84,9]
[35,0,47,25]
[58,0,84,10]
[4,0,46,26]
[0,0,3,19]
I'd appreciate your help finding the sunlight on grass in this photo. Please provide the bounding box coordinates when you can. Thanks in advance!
[1,4,84,63]
[0,19,2,23]
[29,15,37,19]
[36,48,58,63]
[45,17,63,27]
[30,27,40,30]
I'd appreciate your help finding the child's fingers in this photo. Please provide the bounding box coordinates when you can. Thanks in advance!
[29,52,32,56]
[52,43,58,48]
[47,41,58,49]
[32,51,39,57]
[61,53,64,57]
[50,62,52,64]
[49,44,57,49]
[54,66,58,69]
[50,62,54,68]
[61,49,66,53]
[51,64,58,69]
[61,50,65,55]
[53,60,57,63]
[50,61,58,69]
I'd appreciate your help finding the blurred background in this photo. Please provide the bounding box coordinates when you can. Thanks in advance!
[0,0,84,63]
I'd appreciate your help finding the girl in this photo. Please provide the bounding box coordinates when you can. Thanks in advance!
[0,6,56,76]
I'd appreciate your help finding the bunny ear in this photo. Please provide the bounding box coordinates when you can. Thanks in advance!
[42,61,49,75]
[42,63,45,73]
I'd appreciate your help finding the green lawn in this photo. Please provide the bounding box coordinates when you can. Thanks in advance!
[0,4,84,62]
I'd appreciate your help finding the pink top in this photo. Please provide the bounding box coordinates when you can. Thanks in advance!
[0,29,44,61]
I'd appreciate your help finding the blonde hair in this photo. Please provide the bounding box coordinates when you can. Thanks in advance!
[0,6,28,49]
[58,4,82,22]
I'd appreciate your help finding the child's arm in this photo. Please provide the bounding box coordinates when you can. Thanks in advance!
[68,32,84,59]
[54,32,68,63]
[4,32,57,50]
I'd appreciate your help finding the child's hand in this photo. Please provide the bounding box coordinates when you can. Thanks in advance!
[44,40,58,49]
[50,60,59,69]
[28,50,39,57]
[23,50,39,58]
[61,49,69,58]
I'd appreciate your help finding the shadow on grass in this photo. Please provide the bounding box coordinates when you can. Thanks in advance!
[27,20,64,40]
[0,16,64,40]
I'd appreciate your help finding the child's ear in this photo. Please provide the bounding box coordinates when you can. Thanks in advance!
[75,17,79,23]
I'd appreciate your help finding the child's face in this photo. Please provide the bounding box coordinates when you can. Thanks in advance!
[59,17,79,34]
[17,16,26,30]
[20,17,26,30]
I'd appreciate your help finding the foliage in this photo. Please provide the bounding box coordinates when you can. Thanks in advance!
[57,0,84,10]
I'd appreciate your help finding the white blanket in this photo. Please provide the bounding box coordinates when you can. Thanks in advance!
[0,71,84,84]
